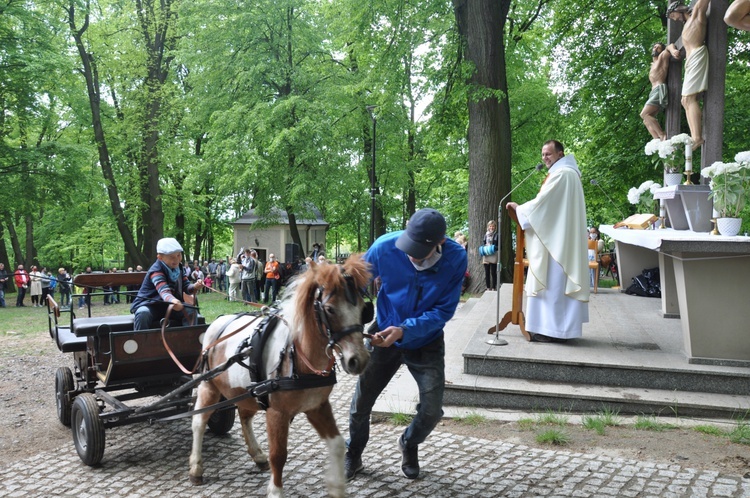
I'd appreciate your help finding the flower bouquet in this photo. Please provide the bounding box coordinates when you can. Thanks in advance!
[627,180,662,215]
[700,153,750,219]
[645,134,694,186]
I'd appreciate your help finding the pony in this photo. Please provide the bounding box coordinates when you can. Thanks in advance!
[189,254,372,498]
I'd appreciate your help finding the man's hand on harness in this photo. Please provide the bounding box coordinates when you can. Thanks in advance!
[371,326,403,348]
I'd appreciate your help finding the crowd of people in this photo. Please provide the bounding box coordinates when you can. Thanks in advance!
[0,244,332,311]
[0,264,73,309]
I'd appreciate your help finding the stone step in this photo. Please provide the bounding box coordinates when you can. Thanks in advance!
[443,370,750,419]
[462,353,750,397]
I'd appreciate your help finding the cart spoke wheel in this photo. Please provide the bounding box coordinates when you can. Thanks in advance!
[55,367,75,426]
[71,393,105,466]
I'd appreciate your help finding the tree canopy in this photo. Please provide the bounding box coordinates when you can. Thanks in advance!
[2,0,750,290]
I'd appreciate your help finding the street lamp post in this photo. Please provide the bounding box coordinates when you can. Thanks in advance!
[366,105,378,247]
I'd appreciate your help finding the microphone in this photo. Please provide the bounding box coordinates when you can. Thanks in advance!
[500,163,544,207]
[590,179,626,220]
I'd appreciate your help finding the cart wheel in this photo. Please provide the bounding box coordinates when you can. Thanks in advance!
[71,393,105,466]
[207,404,236,436]
[55,367,75,426]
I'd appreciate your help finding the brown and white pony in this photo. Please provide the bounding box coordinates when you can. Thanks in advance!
[189,255,372,497]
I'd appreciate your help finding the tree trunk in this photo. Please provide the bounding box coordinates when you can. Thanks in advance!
[66,2,147,268]
[24,213,35,267]
[0,221,16,293]
[453,0,512,292]
[286,207,304,262]
[135,0,176,259]
[405,54,417,225]
[3,213,24,268]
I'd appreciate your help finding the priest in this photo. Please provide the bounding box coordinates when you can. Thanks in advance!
[506,140,589,343]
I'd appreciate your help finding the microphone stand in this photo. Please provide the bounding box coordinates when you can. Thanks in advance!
[590,179,626,221]
[487,164,543,346]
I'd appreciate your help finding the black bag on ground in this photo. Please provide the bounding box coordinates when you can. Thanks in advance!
[625,267,661,298]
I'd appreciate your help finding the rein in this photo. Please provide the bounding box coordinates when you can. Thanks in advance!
[199,284,269,309]
[160,305,263,375]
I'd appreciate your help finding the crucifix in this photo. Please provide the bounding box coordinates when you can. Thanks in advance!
[664,0,729,169]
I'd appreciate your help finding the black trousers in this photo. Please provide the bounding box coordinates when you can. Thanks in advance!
[484,263,497,290]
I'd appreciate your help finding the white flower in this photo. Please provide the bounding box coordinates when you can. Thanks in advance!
[656,141,675,159]
[648,182,662,194]
[645,139,662,156]
[706,162,742,176]
[627,187,641,205]
[702,162,720,178]
[734,151,750,164]
[669,133,693,146]
[638,180,655,192]
[724,162,742,175]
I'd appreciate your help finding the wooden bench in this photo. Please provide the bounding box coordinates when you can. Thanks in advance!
[73,271,147,289]
[72,271,146,310]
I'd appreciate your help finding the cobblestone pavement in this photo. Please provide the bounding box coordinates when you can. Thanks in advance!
[1,373,749,498]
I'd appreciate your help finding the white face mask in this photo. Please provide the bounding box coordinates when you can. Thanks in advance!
[410,246,442,271]
[589,233,597,240]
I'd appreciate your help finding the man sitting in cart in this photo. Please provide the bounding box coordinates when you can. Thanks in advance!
[130,237,204,330]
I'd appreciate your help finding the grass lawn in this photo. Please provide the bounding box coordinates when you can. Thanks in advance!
[0,289,259,340]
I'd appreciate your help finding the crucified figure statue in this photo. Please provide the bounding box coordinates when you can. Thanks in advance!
[666,0,711,150]
[640,43,676,141]
[725,0,750,30]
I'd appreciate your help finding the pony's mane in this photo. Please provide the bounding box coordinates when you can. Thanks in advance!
[290,254,371,340]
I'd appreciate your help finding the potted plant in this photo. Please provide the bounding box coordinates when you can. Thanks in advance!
[644,134,693,186]
[700,153,750,236]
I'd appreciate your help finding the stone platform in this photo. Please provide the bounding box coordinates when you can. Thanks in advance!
[374,285,750,420]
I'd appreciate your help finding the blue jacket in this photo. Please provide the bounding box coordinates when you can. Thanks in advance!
[365,231,468,350]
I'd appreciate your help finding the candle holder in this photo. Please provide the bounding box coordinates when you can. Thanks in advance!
[684,143,693,185]
[683,170,694,185]
[710,218,719,235]
[659,216,667,229]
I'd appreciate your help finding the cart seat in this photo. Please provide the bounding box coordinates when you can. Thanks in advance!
[56,326,87,353]
[46,295,87,352]
[73,315,137,337]
[73,314,206,337]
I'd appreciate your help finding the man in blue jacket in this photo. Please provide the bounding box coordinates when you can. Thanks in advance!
[345,208,467,481]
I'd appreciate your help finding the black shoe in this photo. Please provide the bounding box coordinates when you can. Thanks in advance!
[397,435,419,479]
[344,451,363,481]
[530,333,567,343]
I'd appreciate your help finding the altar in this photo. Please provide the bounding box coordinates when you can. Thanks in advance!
[599,225,750,366]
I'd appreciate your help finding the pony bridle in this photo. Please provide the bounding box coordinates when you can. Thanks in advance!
[313,270,373,359]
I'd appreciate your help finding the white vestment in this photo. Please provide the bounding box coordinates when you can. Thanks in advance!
[516,154,589,339]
